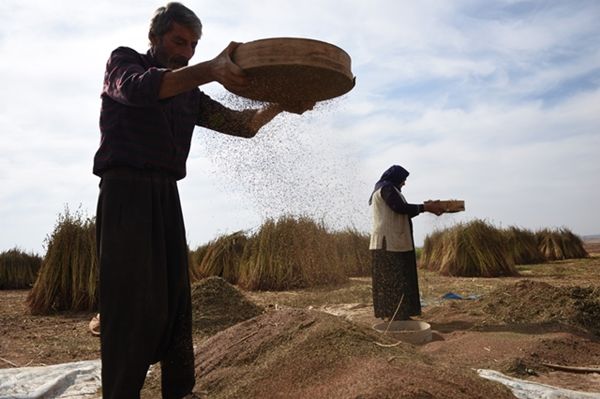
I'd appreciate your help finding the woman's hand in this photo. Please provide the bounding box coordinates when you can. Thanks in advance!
[424,200,446,216]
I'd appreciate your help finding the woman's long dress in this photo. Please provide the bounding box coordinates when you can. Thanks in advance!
[372,249,421,320]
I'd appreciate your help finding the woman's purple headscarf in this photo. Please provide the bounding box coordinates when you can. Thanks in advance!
[368,165,409,205]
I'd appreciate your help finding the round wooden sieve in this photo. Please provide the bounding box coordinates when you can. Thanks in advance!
[228,37,355,104]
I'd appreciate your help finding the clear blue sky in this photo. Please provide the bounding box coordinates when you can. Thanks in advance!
[1,0,599,254]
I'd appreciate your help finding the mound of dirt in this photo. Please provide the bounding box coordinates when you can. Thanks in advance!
[191,277,263,336]
[479,280,600,335]
[193,308,514,399]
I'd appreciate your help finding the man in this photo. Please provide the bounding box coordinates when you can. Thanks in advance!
[93,3,312,398]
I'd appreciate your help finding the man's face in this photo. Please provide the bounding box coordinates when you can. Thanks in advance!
[152,22,199,69]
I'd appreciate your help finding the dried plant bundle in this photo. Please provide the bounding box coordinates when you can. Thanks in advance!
[0,248,42,289]
[27,207,98,314]
[237,216,348,290]
[420,220,518,277]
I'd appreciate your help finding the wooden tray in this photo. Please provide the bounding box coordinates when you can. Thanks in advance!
[426,200,465,213]
[229,37,355,104]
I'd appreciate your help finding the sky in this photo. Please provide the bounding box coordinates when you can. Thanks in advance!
[1,0,599,255]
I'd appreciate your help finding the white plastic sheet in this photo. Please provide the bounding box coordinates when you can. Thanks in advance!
[0,359,101,399]
[478,369,600,399]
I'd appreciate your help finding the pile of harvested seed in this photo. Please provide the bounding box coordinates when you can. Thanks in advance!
[479,280,600,335]
[191,276,263,336]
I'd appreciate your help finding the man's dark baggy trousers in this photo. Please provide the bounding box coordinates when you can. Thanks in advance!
[96,168,195,399]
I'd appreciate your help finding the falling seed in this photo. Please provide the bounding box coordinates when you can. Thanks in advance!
[196,93,370,233]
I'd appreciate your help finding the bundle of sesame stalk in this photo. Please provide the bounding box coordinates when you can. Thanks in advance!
[331,228,370,277]
[504,226,545,265]
[421,219,518,277]
[0,248,42,289]
[237,216,348,290]
[191,231,247,284]
[28,207,98,314]
[189,215,369,290]
[536,228,588,261]
[421,220,588,277]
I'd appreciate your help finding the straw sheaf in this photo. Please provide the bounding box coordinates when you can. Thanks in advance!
[504,226,545,265]
[27,207,98,314]
[421,220,518,277]
[421,222,588,277]
[419,230,445,271]
[332,228,370,277]
[536,228,588,261]
[192,231,248,284]
[237,216,349,291]
[0,248,42,289]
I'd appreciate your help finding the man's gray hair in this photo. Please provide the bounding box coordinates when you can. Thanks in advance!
[149,2,202,42]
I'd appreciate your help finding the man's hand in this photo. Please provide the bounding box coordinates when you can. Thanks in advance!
[278,101,316,115]
[158,42,249,99]
[244,100,315,136]
[424,200,446,216]
[211,42,249,92]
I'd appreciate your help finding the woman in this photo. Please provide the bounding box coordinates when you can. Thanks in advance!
[369,165,444,320]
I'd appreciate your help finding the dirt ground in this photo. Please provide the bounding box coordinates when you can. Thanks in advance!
[1,241,599,398]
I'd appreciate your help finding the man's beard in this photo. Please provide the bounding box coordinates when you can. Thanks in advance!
[168,55,189,69]
[154,45,189,69]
